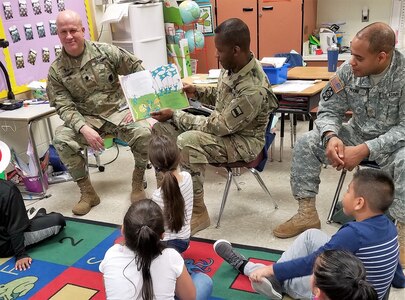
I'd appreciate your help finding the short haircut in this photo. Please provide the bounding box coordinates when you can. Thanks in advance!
[214,18,250,52]
[352,168,394,212]
[356,22,395,54]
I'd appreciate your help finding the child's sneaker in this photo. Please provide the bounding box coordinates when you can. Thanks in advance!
[213,239,247,272]
[27,207,47,220]
[251,275,283,300]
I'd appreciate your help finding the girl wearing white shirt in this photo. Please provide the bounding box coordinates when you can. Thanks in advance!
[100,199,212,300]
[149,135,193,253]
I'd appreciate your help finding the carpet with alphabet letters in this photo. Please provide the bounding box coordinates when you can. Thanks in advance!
[0,218,282,300]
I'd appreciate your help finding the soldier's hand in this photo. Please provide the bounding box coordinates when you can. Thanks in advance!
[122,111,134,124]
[326,137,345,170]
[15,257,32,271]
[183,83,197,98]
[342,144,370,171]
[80,125,104,151]
[150,109,174,122]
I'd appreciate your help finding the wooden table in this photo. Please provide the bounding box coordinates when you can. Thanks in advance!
[287,66,335,80]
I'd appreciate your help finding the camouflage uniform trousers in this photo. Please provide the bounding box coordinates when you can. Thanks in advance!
[153,121,246,196]
[291,124,405,222]
[53,120,151,181]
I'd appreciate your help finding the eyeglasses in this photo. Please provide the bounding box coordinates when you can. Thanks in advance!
[58,29,81,37]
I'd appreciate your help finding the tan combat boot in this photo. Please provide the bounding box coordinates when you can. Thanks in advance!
[72,177,100,215]
[398,221,405,269]
[273,197,321,238]
[131,167,146,203]
[190,191,210,235]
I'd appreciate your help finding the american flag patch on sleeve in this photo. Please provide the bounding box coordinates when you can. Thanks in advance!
[330,75,344,93]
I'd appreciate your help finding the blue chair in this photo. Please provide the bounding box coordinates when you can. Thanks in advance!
[210,114,278,228]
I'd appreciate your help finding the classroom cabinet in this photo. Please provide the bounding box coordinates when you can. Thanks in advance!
[216,0,317,60]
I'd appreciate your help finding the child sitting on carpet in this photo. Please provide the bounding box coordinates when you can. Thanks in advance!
[214,168,405,299]
[0,179,66,271]
[100,199,212,300]
[149,134,193,253]
[311,249,377,300]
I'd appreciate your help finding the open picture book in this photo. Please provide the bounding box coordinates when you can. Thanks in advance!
[119,64,189,120]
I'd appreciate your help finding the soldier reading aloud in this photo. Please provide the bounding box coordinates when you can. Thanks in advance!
[151,18,279,235]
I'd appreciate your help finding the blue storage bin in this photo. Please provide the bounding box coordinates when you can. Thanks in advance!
[263,63,289,85]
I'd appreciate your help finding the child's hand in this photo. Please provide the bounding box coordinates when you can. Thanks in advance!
[249,265,273,282]
[15,257,32,271]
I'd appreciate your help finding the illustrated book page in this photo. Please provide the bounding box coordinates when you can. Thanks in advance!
[119,64,189,120]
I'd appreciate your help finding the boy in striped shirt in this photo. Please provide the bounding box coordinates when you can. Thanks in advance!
[214,168,405,299]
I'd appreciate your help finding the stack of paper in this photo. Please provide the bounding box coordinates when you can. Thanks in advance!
[272,80,315,93]
[260,57,287,68]
[208,69,221,79]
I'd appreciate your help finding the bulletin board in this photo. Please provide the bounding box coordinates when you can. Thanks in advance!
[0,0,96,98]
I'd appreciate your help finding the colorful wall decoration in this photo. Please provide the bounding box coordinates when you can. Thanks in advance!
[0,0,95,98]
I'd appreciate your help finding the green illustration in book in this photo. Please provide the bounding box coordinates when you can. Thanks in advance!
[119,64,189,120]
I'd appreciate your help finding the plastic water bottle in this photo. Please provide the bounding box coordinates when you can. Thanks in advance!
[327,44,339,72]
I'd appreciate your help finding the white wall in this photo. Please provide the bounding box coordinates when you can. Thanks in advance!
[317,0,393,47]
[91,1,112,43]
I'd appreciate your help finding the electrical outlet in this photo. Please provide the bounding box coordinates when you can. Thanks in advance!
[362,7,369,22]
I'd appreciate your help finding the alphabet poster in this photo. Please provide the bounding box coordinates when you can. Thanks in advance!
[0,0,95,98]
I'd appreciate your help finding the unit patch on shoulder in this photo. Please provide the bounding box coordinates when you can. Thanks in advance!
[231,106,243,118]
[329,75,344,93]
[322,86,334,101]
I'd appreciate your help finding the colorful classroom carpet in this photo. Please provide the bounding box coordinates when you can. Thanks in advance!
[0,218,282,300]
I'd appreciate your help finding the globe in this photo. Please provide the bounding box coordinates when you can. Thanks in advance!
[179,0,200,24]
[185,29,204,53]
[174,29,185,44]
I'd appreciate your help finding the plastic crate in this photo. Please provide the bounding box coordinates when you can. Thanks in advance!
[263,63,289,85]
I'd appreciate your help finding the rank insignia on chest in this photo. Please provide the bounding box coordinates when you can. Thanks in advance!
[330,75,344,93]
[231,106,243,118]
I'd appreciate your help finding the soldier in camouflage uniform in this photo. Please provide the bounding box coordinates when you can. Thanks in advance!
[47,10,151,215]
[151,18,279,235]
[274,22,405,266]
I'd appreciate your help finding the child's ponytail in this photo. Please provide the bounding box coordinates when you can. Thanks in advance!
[123,199,165,300]
[149,135,185,232]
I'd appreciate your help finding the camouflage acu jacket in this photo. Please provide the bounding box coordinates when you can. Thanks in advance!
[47,40,144,132]
[172,57,279,162]
[316,49,405,160]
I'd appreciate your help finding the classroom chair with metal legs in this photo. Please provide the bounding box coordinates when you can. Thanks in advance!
[210,114,279,228]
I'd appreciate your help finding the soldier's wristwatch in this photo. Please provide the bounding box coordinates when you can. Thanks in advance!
[322,133,338,148]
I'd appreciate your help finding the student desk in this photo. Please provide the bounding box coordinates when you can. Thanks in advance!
[0,104,56,198]
[287,66,335,80]
[273,81,327,161]
[277,66,333,160]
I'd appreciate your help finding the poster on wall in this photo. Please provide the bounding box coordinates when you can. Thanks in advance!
[195,4,214,36]
[0,0,94,98]
[0,44,7,94]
